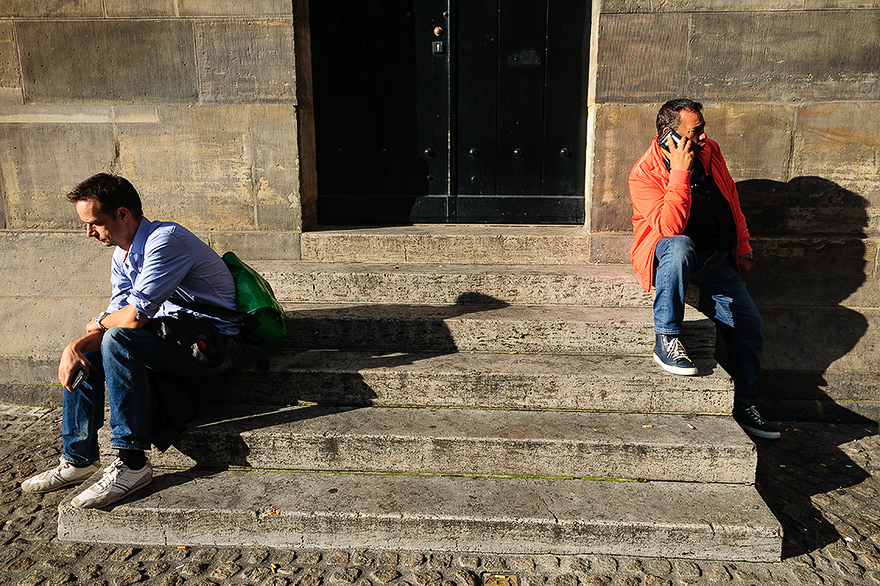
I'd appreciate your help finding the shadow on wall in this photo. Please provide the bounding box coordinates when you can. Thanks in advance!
[737,178,877,559]
[736,176,873,423]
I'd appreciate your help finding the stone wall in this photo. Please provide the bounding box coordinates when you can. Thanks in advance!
[589,1,880,421]
[0,1,302,241]
[0,2,304,402]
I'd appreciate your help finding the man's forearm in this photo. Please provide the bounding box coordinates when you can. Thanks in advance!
[90,305,150,332]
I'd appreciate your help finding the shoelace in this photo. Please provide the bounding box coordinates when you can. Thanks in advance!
[665,337,690,361]
[92,460,124,491]
[744,406,768,425]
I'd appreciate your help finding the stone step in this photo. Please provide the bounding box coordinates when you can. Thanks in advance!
[58,469,782,561]
[254,262,652,307]
[129,405,755,484]
[281,303,715,356]
[204,350,733,414]
[300,225,593,265]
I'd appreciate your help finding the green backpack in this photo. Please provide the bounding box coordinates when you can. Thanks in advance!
[221,251,286,348]
[173,252,286,354]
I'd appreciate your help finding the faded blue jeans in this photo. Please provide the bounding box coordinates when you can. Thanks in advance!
[61,326,244,466]
[654,235,763,406]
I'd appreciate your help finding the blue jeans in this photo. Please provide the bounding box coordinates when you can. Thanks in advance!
[654,235,763,406]
[61,326,244,465]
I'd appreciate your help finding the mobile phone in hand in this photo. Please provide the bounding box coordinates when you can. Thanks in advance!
[70,369,86,391]
[659,127,683,151]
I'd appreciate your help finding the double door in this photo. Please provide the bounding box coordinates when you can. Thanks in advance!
[310,0,589,224]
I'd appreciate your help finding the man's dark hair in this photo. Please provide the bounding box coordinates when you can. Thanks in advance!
[656,98,703,135]
[66,173,143,219]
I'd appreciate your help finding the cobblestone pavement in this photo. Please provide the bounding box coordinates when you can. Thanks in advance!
[1,404,878,586]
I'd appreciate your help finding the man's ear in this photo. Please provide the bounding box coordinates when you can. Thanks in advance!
[116,206,133,223]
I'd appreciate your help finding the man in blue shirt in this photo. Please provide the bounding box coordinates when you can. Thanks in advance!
[21,173,245,508]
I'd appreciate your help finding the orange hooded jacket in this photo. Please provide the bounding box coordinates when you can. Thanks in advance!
[628,136,752,292]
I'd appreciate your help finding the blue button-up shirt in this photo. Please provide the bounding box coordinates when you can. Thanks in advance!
[107,217,239,336]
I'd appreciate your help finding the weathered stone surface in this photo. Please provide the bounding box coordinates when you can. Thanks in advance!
[698,104,792,183]
[0,22,19,91]
[588,102,657,232]
[0,1,103,17]
[178,0,291,17]
[57,471,782,560]
[691,11,880,101]
[209,231,302,261]
[762,306,880,373]
[594,14,688,103]
[258,261,652,307]
[279,303,715,357]
[196,19,296,104]
[104,0,176,17]
[301,225,590,265]
[114,105,300,231]
[0,87,22,105]
[602,0,805,10]
[202,350,733,415]
[597,10,880,102]
[792,103,880,206]
[806,0,880,6]
[589,234,630,264]
[16,20,198,103]
[145,405,756,483]
[0,120,116,229]
[590,103,795,233]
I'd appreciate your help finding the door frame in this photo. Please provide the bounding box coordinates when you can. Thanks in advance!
[294,0,600,229]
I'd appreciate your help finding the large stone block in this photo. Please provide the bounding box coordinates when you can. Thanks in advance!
[792,103,880,212]
[105,0,176,17]
[196,19,296,104]
[0,22,20,91]
[16,20,198,103]
[589,102,792,233]
[0,232,110,378]
[209,231,302,261]
[114,104,300,231]
[739,177,870,238]
[602,0,805,11]
[701,104,792,183]
[0,0,103,17]
[748,236,872,308]
[595,13,688,103]
[178,0,290,16]
[0,111,117,229]
[691,11,880,102]
[0,232,110,299]
[805,0,880,7]
[761,306,880,372]
[589,103,655,233]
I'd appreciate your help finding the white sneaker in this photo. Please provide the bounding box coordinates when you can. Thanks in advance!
[71,458,152,509]
[21,458,101,493]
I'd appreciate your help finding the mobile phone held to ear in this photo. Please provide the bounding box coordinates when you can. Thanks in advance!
[659,127,683,151]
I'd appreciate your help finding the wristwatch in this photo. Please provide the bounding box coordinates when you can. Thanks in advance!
[95,311,110,333]
[740,252,754,260]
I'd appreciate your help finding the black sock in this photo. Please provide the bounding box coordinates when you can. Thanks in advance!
[118,449,147,470]
[69,461,95,468]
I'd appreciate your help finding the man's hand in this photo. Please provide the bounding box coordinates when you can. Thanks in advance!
[735,255,753,280]
[666,134,695,171]
[58,337,97,391]
[85,316,102,334]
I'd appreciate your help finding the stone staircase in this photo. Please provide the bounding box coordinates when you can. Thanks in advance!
[57,227,782,561]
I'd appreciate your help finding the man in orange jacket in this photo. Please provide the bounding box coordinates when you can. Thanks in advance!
[629,98,779,439]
